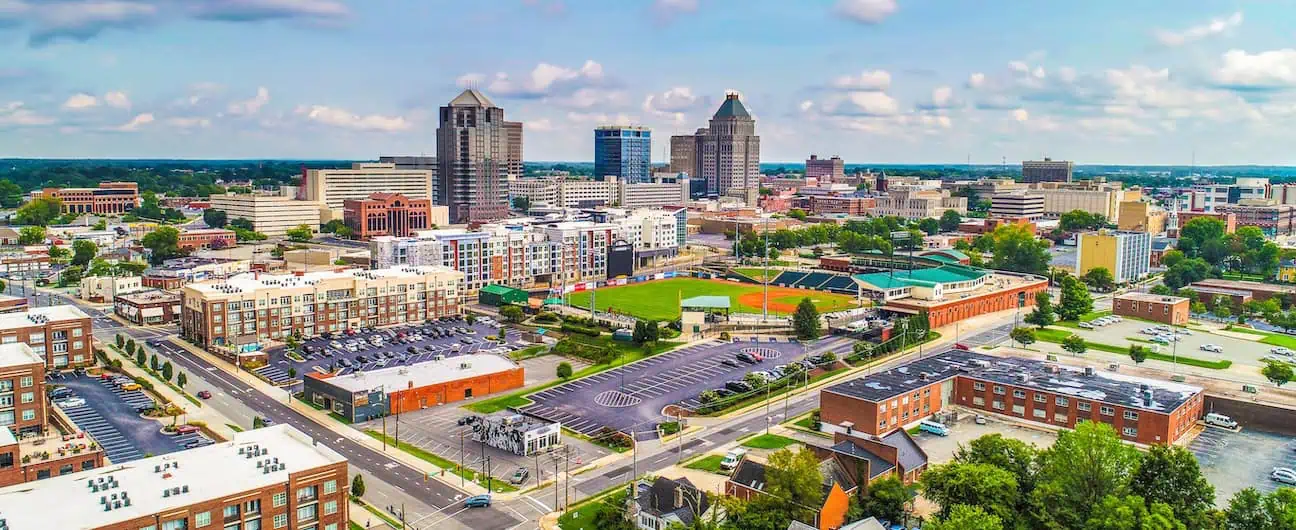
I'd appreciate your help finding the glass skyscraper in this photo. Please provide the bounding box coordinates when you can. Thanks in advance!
[594,126,652,183]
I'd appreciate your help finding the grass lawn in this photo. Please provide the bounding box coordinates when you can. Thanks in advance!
[684,454,726,474]
[733,267,775,282]
[558,490,627,530]
[1259,334,1296,350]
[465,338,680,414]
[565,277,859,321]
[357,501,402,529]
[740,433,799,450]
[1034,327,1075,343]
[792,410,818,430]
[1227,326,1271,337]
[701,366,848,417]
[1035,331,1231,369]
[362,430,518,492]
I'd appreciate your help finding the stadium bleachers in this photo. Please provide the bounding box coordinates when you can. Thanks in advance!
[772,271,808,287]
[795,272,834,289]
[823,275,858,294]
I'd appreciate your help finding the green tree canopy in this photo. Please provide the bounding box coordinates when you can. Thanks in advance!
[71,239,97,267]
[1010,327,1036,346]
[1060,210,1107,232]
[792,297,821,340]
[1024,292,1055,328]
[1082,267,1116,292]
[202,208,228,228]
[920,462,1020,524]
[1128,444,1215,526]
[926,505,1004,530]
[15,197,63,226]
[285,224,314,242]
[1177,217,1226,258]
[939,209,963,232]
[989,223,1052,275]
[1062,334,1088,355]
[918,217,940,236]
[17,225,45,245]
[1057,275,1094,321]
[1262,360,1294,387]
[141,226,185,264]
[1030,421,1140,529]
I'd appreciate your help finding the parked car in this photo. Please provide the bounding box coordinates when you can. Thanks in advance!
[1199,344,1223,353]
[721,359,739,368]
[1140,328,1159,335]
[918,420,949,436]
[174,425,199,434]
[463,495,492,508]
[197,390,212,399]
[1271,347,1295,356]
[1150,336,1171,345]
[55,398,86,408]
[509,468,529,485]
[725,380,752,392]
[121,383,141,391]
[735,353,757,364]
[407,347,418,355]
[713,388,733,397]
[355,355,370,363]
[1205,413,1238,429]
[1271,468,1296,485]
[1078,322,1095,329]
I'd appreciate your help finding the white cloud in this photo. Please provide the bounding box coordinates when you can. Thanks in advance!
[166,116,211,128]
[526,118,554,131]
[1012,108,1029,122]
[62,93,99,110]
[228,86,270,115]
[103,91,130,109]
[967,72,986,89]
[551,87,627,110]
[1155,11,1242,47]
[799,100,815,112]
[475,60,605,98]
[296,105,410,132]
[834,0,897,25]
[1213,49,1296,89]
[830,70,891,91]
[643,86,706,123]
[917,85,955,110]
[0,102,55,127]
[115,112,154,131]
[566,111,636,125]
[846,91,899,116]
[1008,60,1029,74]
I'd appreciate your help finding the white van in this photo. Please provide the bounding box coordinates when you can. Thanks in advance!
[1204,413,1238,429]
[719,448,747,471]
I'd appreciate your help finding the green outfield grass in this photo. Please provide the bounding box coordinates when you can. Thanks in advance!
[565,277,859,321]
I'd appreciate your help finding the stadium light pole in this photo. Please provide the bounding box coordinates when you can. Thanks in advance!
[763,215,769,322]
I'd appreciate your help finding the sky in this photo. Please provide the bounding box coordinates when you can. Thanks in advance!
[0,0,1294,165]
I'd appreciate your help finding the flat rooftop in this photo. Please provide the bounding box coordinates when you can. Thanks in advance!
[1191,279,1296,294]
[150,257,243,271]
[1116,292,1187,304]
[825,350,1202,413]
[313,353,518,394]
[0,425,345,530]
[0,343,42,368]
[116,289,181,304]
[0,305,89,330]
[186,265,461,295]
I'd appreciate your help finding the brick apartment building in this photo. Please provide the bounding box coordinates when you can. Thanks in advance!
[34,182,139,215]
[0,306,93,370]
[302,354,524,421]
[1189,278,1296,306]
[180,266,463,355]
[1112,292,1189,325]
[0,342,106,487]
[820,350,1204,446]
[177,228,237,251]
[343,192,435,240]
[142,257,250,291]
[0,425,349,530]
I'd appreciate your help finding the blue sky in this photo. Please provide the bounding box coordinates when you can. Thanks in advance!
[0,0,1293,165]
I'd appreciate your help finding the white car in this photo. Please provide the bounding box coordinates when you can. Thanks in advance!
[1151,336,1171,345]
[1078,322,1095,329]
[1199,344,1223,353]
[1270,347,1295,356]
[1272,468,1296,485]
[1110,316,1124,322]
[1174,329,1192,336]
[55,398,86,408]
[1141,328,1159,335]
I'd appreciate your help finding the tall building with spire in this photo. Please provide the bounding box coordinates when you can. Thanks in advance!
[668,92,760,198]
[437,89,511,223]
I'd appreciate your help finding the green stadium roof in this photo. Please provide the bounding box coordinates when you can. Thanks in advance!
[923,254,959,264]
[852,265,989,291]
[681,295,731,309]
[480,284,526,296]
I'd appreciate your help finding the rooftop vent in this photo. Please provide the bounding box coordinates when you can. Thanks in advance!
[1084,366,1096,377]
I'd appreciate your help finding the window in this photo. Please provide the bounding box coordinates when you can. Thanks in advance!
[1124,410,1139,421]
[1012,404,1025,415]
[19,377,31,388]
[1012,389,1026,399]
[297,485,318,503]
[243,520,260,530]
[1034,393,1046,403]
[1033,408,1047,419]
[244,499,260,514]
[196,511,212,527]
[272,492,287,508]
[1123,427,1138,437]
[1055,413,1069,423]
[992,400,1004,410]
[20,392,31,404]
[1100,406,1115,416]
[1078,402,1091,412]
[21,409,34,421]
[323,480,337,494]
[223,505,240,520]
[323,500,337,515]
[973,382,985,391]
[73,328,83,337]
[297,504,317,522]
[273,514,287,529]
[1056,397,1069,407]
[162,520,188,530]
[973,396,985,406]
[993,385,1004,395]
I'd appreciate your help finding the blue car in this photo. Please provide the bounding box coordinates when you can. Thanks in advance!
[463,495,491,508]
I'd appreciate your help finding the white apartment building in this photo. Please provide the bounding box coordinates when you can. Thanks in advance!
[1191,178,1268,213]
[208,194,323,238]
[870,189,967,220]
[305,163,434,220]
[509,175,688,210]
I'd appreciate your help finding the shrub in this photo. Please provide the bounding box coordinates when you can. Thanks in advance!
[560,323,601,337]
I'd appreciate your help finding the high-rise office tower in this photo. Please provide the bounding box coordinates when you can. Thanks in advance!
[1022,158,1073,183]
[669,132,700,175]
[806,155,845,183]
[503,121,524,177]
[437,89,510,223]
[668,92,760,197]
[594,126,652,183]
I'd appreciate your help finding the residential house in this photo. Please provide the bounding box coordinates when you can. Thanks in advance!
[632,476,712,530]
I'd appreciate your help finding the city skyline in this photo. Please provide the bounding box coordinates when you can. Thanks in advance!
[0,1,1294,165]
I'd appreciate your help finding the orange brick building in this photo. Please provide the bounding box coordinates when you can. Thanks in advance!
[34,182,139,214]
[852,265,1048,329]
[177,228,236,251]
[1112,292,1189,325]
[0,342,106,488]
[821,350,1205,446]
[343,192,434,240]
[302,354,524,421]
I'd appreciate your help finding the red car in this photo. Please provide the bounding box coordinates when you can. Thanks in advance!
[196,391,212,400]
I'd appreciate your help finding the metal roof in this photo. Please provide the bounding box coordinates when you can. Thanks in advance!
[852,264,988,290]
[449,88,496,108]
[712,94,751,119]
[681,295,731,309]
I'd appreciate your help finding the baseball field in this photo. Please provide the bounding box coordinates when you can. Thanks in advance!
[563,277,860,321]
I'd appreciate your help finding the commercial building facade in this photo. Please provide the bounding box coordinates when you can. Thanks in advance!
[302,354,523,421]
[503,120,524,178]
[115,289,182,326]
[1035,186,1128,222]
[805,155,845,183]
[508,174,689,210]
[821,350,1204,445]
[0,306,93,370]
[180,266,463,352]
[869,189,967,220]
[1112,293,1189,325]
[1216,203,1296,237]
[1021,158,1072,183]
[34,182,139,214]
[80,275,143,303]
[343,192,437,240]
[989,192,1045,220]
[437,89,511,224]
[143,258,250,291]
[0,424,348,530]
[1076,230,1151,283]
[208,194,323,239]
[177,228,237,251]
[1117,201,1166,235]
[852,265,1047,329]
[594,126,652,183]
[808,196,875,216]
[304,163,434,220]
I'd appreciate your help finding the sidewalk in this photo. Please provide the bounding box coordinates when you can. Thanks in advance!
[97,340,240,442]
[165,337,487,496]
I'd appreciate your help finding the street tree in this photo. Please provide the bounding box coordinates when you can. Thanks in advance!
[1083,495,1185,530]
[47,244,69,261]
[1009,327,1035,346]
[1030,421,1140,529]
[115,334,124,348]
[203,209,228,228]
[556,362,573,379]
[1082,267,1116,292]
[860,476,910,525]
[1062,334,1087,355]
[176,372,187,389]
[939,210,963,233]
[350,474,366,497]
[1024,292,1055,329]
[161,361,173,382]
[142,226,185,264]
[925,505,1003,530]
[1262,360,1293,387]
[15,197,62,226]
[17,226,44,245]
[765,447,824,511]
[499,305,524,323]
[954,434,1040,501]
[990,224,1052,275]
[1129,345,1148,364]
[285,224,314,242]
[71,239,97,267]
[135,349,146,367]
[918,217,940,236]
[1128,444,1215,526]
[1057,275,1094,321]
[793,297,821,340]
[920,462,1019,524]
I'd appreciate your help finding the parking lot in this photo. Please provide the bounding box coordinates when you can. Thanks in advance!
[263,316,528,385]
[51,375,210,463]
[519,337,851,438]
[1061,317,1273,369]
[1189,426,1296,503]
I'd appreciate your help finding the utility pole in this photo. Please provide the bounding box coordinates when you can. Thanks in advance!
[459,429,465,487]
[554,454,560,511]
[564,445,570,509]
[762,215,769,322]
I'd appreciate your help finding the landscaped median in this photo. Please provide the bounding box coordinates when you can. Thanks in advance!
[1033,327,1233,370]
[362,430,518,493]
[738,433,799,450]
[683,454,726,474]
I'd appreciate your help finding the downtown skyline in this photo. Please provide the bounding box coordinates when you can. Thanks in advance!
[0,0,1294,165]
